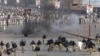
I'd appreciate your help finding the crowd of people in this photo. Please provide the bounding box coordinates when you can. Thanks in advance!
[0,6,100,56]
[0,34,99,56]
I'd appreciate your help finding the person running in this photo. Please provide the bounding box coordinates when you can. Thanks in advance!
[6,48,14,56]
[77,40,83,51]
[42,34,46,44]
[6,42,10,49]
[86,38,95,55]
[30,40,36,51]
[19,40,26,53]
[11,42,17,56]
[46,39,54,51]
[34,45,40,56]
[0,41,4,53]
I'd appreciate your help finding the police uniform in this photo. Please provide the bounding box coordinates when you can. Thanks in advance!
[20,40,26,53]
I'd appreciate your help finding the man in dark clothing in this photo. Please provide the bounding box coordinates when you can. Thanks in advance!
[86,39,94,55]
[68,40,75,52]
[6,14,10,27]
[54,40,59,51]
[42,35,46,44]
[47,39,54,51]
[0,41,4,49]
[30,40,36,51]
[6,48,13,56]
[79,18,82,25]
[61,37,66,42]
[37,40,42,46]
[6,42,10,49]
[34,46,40,56]
[11,42,17,56]
[11,42,17,50]
[20,40,26,53]
[0,41,4,53]
[82,38,87,49]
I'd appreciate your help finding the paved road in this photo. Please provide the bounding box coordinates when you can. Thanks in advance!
[0,34,99,56]
[0,22,100,56]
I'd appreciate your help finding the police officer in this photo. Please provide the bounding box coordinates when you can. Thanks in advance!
[86,39,94,55]
[42,34,46,44]
[20,40,26,53]
[11,42,17,56]
[37,40,42,46]
[0,41,4,53]
[63,40,69,52]
[54,40,59,51]
[30,40,36,51]
[82,38,87,49]
[6,42,10,49]
[47,39,54,51]
[34,46,40,56]
[6,48,13,56]
[68,40,75,53]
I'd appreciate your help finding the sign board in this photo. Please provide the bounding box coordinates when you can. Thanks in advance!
[55,1,60,9]
[87,4,93,14]
[36,0,40,7]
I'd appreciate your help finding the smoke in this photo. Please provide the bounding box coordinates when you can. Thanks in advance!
[51,13,79,32]
[4,25,23,34]
[3,13,80,35]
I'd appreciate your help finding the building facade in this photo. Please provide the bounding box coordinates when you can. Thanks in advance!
[60,0,70,9]
[69,0,83,10]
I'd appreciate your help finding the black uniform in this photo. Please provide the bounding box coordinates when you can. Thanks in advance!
[20,40,26,46]
[6,42,10,49]
[30,40,36,45]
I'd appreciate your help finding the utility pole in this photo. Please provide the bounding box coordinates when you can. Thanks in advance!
[87,0,93,37]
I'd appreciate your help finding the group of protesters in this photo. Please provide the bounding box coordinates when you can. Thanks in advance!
[0,34,99,56]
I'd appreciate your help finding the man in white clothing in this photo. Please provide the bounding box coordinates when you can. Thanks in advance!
[78,40,83,51]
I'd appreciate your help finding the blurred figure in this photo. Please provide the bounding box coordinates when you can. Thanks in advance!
[6,14,10,27]
[62,40,69,52]
[11,42,17,56]
[54,40,59,51]
[86,38,95,55]
[37,40,42,46]
[6,48,13,56]
[34,45,40,56]
[77,40,83,51]
[30,40,36,51]
[0,41,4,52]
[46,39,54,51]
[95,34,100,44]
[68,40,76,53]
[79,18,82,25]
[19,40,26,53]
[42,34,46,44]
[82,38,87,49]
[6,42,10,49]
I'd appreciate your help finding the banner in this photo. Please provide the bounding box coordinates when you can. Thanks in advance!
[55,0,60,9]
[87,4,93,14]
[36,0,40,6]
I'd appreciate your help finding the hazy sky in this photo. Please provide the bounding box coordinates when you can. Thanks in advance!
[83,0,100,7]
